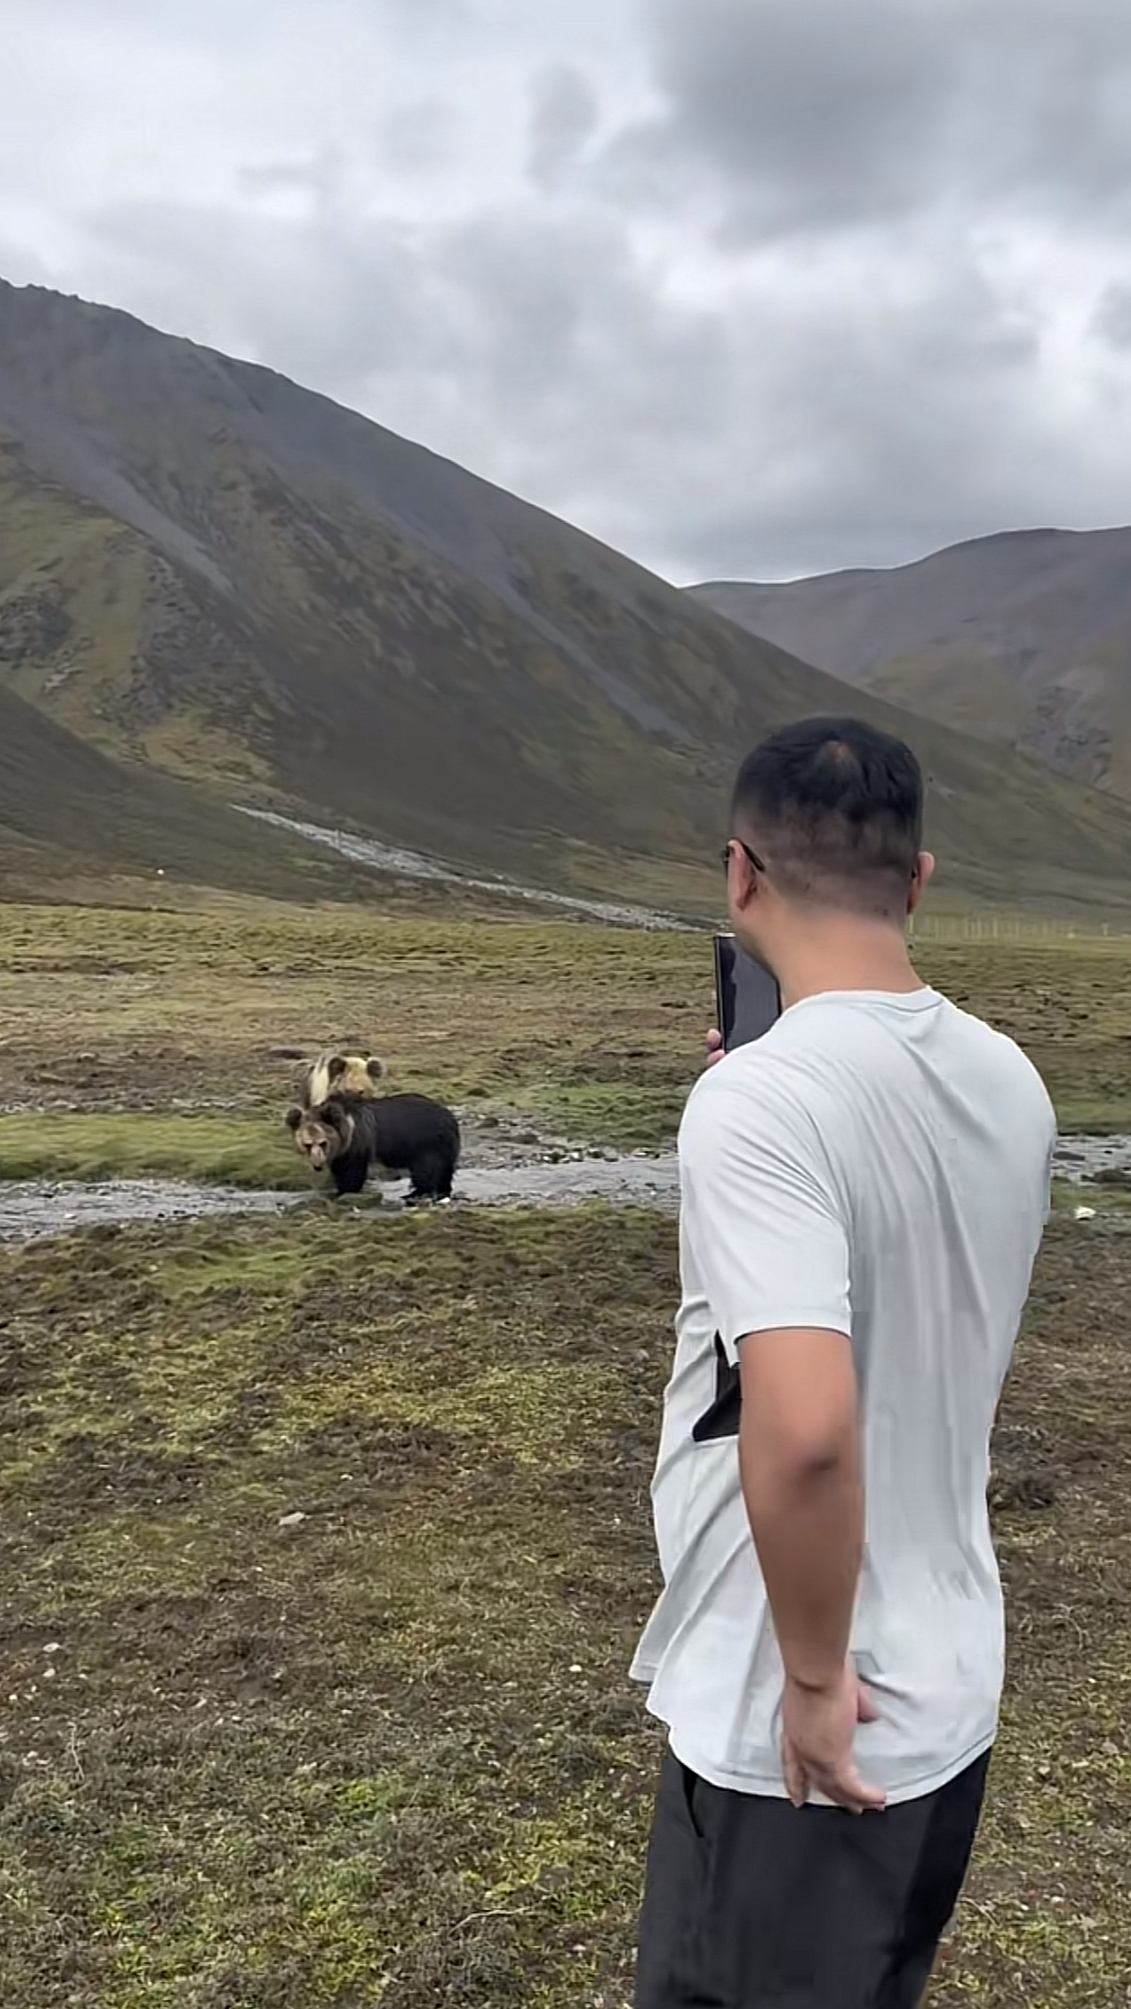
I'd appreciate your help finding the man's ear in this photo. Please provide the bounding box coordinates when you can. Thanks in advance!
[908,851,935,915]
[729,849,761,914]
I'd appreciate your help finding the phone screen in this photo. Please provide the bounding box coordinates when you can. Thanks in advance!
[713,933,783,1051]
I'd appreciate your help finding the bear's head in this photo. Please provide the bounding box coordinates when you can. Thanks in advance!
[300,1051,386,1109]
[285,1098,355,1171]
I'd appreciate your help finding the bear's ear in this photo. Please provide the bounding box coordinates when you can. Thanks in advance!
[285,1106,303,1131]
[327,1055,347,1082]
[366,1056,387,1082]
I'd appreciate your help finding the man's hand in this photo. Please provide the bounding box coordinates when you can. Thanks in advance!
[705,1027,725,1067]
[781,1662,886,1814]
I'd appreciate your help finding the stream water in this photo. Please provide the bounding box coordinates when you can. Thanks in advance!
[238,806,695,932]
[0,1136,1126,1244]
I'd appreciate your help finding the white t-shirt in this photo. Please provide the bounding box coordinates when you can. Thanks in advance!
[630,986,1056,1805]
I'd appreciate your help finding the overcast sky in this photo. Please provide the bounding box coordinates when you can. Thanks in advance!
[3,0,1130,581]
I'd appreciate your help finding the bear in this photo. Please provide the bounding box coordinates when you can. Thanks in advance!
[297,1051,387,1110]
[286,1090,461,1204]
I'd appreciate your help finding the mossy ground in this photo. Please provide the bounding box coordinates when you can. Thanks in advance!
[0,1110,307,1188]
[1,903,1131,1182]
[1,897,1130,2005]
[1,1205,1129,2007]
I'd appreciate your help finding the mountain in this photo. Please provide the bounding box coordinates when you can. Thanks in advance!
[690,528,1131,800]
[0,677,403,906]
[5,279,1131,919]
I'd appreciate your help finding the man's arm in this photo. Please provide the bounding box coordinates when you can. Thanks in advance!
[704,1032,863,1687]
[737,1323,862,1696]
[681,1071,884,1810]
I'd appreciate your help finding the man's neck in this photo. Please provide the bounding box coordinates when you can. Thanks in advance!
[772,917,924,1012]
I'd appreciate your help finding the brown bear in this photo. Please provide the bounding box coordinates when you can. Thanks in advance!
[296,1051,387,1110]
[286,1090,460,1203]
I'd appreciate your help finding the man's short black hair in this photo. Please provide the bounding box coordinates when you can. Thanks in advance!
[731,716,924,914]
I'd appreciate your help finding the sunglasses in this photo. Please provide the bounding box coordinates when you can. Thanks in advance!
[720,839,766,874]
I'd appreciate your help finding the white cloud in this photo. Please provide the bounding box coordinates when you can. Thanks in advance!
[1,0,1129,582]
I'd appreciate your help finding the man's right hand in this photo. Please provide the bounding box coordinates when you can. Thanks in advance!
[781,1663,886,1815]
[705,1028,725,1068]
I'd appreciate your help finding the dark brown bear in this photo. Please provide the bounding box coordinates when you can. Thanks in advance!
[286,1090,460,1203]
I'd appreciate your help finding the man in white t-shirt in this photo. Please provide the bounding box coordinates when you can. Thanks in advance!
[631,717,1055,2008]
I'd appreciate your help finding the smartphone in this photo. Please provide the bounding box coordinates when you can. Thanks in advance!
[713,933,782,1051]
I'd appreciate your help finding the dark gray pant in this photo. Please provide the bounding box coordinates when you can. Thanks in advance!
[635,1746,990,2008]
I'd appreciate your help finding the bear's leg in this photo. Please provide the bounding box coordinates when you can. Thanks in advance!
[405,1146,454,1205]
[330,1147,370,1197]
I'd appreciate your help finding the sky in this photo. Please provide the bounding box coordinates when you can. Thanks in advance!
[3,0,1130,583]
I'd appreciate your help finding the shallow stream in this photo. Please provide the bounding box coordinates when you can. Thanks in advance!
[0,1135,1126,1244]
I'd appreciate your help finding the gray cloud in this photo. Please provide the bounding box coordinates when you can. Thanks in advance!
[527,64,600,193]
[238,148,346,209]
[378,100,462,177]
[607,0,1131,246]
[1,0,1130,584]
[379,0,470,22]
[84,199,451,387]
[607,0,959,240]
[1094,285,1131,351]
[651,256,1052,580]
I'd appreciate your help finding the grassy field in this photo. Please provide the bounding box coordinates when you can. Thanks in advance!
[1,897,1130,2006]
[1,1202,1129,2007]
[1,901,1131,1185]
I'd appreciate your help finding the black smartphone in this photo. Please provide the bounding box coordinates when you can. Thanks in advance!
[713,933,783,1051]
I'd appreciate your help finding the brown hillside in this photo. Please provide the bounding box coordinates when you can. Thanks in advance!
[0,679,391,905]
[691,527,1131,800]
[5,278,1131,917]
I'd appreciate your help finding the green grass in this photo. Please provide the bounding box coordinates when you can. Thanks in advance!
[0,1111,309,1188]
[1050,1176,1131,1216]
[1,1204,1129,2006]
[1,904,1130,1189]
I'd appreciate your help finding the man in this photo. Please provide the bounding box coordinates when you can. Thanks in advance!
[631,717,1056,2008]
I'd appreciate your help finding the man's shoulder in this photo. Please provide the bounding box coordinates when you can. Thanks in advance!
[941,997,1057,1113]
[685,1039,797,1110]
[680,1041,818,1161]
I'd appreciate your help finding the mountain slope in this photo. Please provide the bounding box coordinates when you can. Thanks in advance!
[0,678,393,905]
[5,279,1131,918]
[690,528,1131,798]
